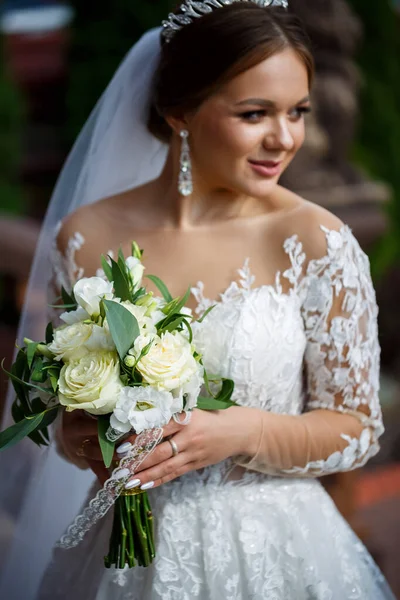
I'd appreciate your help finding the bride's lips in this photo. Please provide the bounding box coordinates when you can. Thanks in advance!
[248,159,282,178]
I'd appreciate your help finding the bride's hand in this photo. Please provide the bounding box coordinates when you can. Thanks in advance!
[58,410,123,484]
[122,406,256,490]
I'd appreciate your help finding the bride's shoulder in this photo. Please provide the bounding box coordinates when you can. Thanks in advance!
[278,197,348,262]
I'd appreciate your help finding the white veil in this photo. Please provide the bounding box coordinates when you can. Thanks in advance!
[0,27,168,600]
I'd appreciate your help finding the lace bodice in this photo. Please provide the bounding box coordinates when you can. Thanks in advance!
[50,223,384,478]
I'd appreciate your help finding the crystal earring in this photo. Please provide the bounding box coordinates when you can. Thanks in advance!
[178,130,193,196]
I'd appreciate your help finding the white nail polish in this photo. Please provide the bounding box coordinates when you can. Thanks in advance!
[113,468,130,480]
[140,481,154,491]
[116,442,133,455]
[125,478,141,490]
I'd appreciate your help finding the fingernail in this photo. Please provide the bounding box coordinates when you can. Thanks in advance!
[116,442,133,455]
[113,468,130,480]
[125,478,141,490]
[140,481,154,491]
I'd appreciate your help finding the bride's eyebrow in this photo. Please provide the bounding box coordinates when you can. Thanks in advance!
[234,95,310,107]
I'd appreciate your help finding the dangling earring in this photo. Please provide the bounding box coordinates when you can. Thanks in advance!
[178,129,193,196]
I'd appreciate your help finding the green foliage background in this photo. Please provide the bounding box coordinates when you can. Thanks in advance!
[66,1,175,140]
[348,0,400,275]
[0,46,25,215]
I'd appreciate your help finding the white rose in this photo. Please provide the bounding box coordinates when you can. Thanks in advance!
[125,256,145,289]
[73,277,114,317]
[48,322,92,362]
[85,324,116,352]
[110,386,174,434]
[60,305,91,325]
[58,351,122,415]
[49,322,115,362]
[135,331,199,392]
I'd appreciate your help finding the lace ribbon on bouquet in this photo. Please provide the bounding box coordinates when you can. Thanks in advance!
[57,428,163,549]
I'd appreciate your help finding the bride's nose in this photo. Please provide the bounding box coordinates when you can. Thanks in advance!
[263,118,294,151]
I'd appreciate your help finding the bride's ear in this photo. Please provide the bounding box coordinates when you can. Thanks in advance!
[165,113,190,136]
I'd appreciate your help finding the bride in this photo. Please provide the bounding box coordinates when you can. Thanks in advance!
[0,1,396,599]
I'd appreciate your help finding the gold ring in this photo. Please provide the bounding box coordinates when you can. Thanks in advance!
[76,438,92,457]
[168,438,179,457]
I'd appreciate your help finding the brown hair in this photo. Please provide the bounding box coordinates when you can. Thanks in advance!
[148,3,314,142]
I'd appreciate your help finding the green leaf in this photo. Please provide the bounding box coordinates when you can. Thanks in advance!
[45,322,54,345]
[49,371,59,393]
[11,400,25,424]
[103,300,140,360]
[197,396,237,410]
[9,351,29,408]
[101,255,113,282]
[110,258,131,302]
[0,413,46,451]
[173,287,191,317]
[26,342,39,369]
[31,357,47,383]
[160,315,186,334]
[146,275,173,302]
[2,359,54,396]
[40,406,59,428]
[197,304,216,324]
[98,416,115,468]
[216,378,235,403]
[181,318,193,343]
[61,287,77,312]
[31,397,47,414]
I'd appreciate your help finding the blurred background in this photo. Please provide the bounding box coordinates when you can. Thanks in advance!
[0,0,399,595]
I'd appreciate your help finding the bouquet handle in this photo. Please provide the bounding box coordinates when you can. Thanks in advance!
[57,428,163,549]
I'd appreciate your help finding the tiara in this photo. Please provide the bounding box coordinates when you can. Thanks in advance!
[161,0,289,43]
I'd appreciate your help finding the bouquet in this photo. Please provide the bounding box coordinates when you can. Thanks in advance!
[0,242,235,569]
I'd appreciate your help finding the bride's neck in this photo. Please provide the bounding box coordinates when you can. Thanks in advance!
[154,148,272,230]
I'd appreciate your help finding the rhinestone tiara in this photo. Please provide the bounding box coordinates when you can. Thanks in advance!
[161,0,289,43]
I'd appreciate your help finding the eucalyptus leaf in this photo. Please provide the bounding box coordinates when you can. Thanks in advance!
[216,379,235,403]
[61,286,77,312]
[146,275,173,303]
[2,360,54,396]
[31,357,47,383]
[110,258,131,302]
[101,255,113,282]
[103,300,140,360]
[160,316,185,334]
[26,342,39,369]
[197,397,237,410]
[0,412,45,451]
[45,322,54,345]
[173,287,191,317]
[98,416,115,468]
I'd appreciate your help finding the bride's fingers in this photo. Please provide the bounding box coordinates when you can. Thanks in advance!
[125,453,192,490]
[162,416,188,437]
[117,417,186,451]
[133,439,183,473]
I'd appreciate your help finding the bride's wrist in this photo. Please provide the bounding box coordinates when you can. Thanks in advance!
[226,406,263,458]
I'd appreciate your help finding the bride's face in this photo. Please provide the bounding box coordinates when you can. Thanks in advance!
[187,47,311,198]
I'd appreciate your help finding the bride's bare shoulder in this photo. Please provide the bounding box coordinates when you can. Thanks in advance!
[55,184,152,254]
[277,193,346,260]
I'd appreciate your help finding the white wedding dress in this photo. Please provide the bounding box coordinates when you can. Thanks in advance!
[38,223,395,600]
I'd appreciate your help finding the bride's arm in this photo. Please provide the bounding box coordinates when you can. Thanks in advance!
[234,222,383,478]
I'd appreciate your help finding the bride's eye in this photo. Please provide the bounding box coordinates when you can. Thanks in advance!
[289,106,312,121]
[239,110,267,122]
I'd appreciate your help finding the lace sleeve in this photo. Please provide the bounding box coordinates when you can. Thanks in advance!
[47,222,85,325]
[235,225,384,478]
